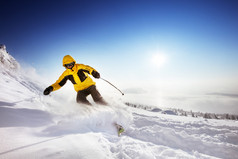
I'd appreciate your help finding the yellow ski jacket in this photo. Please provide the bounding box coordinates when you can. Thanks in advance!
[51,55,97,92]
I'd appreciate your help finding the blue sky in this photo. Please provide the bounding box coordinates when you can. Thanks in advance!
[1,0,238,113]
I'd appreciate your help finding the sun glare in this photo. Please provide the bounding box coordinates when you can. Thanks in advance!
[151,53,167,68]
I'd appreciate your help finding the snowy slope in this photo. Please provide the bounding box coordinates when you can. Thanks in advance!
[0,48,238,159]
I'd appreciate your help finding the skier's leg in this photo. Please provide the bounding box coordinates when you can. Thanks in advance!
[89,85,108,105]
[76,89,92,105]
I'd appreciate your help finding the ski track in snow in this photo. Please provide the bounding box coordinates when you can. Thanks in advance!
[126,110,238,159]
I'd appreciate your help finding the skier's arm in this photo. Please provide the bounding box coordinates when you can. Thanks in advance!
[50,71,68,91]
[43,72,67,95]
[79,64,100,78]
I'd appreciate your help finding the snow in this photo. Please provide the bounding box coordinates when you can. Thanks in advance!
[1,48,238,159]
[0,47,20,71]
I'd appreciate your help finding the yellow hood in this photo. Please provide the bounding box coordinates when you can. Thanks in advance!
[62,55,76,67]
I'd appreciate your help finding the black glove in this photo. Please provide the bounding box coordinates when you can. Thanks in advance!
[43,86,53,95]
[92,70,100,78]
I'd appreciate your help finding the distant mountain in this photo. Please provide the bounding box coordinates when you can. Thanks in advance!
[125,102,238,120]
[0,44,43,99]
[0,44,20,71]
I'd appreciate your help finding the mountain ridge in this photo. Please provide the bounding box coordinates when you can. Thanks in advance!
[0,44,20,71]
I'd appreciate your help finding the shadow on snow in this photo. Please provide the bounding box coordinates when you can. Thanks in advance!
[0,107,53,127]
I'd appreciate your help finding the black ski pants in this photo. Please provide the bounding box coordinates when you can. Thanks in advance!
[76,85,107,105]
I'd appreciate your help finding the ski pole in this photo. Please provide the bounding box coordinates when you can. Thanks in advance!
[100,78,124,95]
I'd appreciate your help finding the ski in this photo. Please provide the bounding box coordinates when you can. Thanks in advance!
[115,123,125,137]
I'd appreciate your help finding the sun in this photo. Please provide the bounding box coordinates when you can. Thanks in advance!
[151,53,167,68]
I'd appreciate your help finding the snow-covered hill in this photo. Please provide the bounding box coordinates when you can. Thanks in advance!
[0,44,20,71]
[0,45,43,103]
[0,47,238,159]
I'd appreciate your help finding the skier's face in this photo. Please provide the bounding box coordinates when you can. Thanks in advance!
[65,62,74,69]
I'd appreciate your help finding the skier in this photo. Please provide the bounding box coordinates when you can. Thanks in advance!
[43,55,107,105]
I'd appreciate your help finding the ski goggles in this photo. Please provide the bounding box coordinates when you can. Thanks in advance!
[65,62,74,68]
